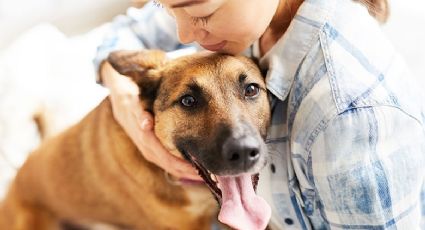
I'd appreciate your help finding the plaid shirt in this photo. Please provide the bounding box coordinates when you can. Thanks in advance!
[94,0,425,229]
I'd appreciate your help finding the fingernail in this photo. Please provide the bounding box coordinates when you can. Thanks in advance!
[141,119,151,130]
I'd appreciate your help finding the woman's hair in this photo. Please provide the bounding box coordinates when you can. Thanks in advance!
[354,0,389,23]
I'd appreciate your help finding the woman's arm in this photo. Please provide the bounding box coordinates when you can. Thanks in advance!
[310,106,424,228]
[93,1,187,83]
[94,2,201,180]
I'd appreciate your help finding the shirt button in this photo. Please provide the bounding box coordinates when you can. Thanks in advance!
[284,218,294,225]
[270,163,276,173]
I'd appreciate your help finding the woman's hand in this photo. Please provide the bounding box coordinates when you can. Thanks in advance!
[101,62,202,181]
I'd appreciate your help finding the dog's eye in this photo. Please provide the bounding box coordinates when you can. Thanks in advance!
[180,95,197,107]
[244,84,260,98]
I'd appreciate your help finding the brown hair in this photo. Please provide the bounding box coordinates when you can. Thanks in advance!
[354,0,390,23]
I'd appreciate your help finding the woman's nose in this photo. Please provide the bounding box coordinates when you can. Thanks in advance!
[177,21,209,44]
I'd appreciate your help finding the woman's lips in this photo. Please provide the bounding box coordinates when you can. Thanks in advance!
[201,41,227,51]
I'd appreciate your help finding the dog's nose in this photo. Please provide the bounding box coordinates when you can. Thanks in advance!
[222,136,260,169]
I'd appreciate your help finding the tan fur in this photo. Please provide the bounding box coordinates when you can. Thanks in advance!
[0,98,216,230]
[0,50,269,230]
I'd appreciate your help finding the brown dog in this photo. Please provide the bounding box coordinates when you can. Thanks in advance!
[0,50,271,230]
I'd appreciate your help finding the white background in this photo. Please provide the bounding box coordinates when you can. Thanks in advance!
[0,0,132,48]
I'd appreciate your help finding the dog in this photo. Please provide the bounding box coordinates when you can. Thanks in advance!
[0,50,271,230]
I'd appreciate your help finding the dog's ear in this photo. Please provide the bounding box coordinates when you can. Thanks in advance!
[107,50,167,112]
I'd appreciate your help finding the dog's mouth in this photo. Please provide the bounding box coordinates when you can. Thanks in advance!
[181,150,271,230]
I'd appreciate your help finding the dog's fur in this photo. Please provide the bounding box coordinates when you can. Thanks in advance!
[0,50,270,230]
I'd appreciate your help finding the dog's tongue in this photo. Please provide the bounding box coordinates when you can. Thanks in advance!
[217,174,271,230]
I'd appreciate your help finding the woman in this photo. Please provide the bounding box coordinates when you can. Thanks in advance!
[94,0,425,228]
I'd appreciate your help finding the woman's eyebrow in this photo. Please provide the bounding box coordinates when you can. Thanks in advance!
[170,0,208,8]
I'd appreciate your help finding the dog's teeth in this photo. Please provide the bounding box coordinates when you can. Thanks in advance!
[210,174,217,183]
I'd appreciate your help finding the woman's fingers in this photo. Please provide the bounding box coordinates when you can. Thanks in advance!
[134,118,202,181]
[137,110,154,131]
[104,66,202,181]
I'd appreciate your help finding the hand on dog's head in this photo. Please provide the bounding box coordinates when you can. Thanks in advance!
[107,50,271,176]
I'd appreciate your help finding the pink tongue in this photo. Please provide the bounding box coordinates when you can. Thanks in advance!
[217,174,271,230]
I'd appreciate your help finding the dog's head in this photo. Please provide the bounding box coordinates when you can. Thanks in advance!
[108,50,271,229]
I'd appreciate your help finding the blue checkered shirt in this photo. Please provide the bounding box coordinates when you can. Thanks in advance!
[94,0,425,229]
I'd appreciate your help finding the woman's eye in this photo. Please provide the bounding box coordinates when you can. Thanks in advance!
[244,84,260,98]
[191,14,212,25]
[180,95,197,107]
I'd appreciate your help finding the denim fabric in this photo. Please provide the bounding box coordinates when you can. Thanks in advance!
[257,0,425,229]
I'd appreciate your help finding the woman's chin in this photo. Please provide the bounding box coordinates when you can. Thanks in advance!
[216,44,248,55]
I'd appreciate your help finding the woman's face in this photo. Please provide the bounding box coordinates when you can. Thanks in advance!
[160,0,280,55]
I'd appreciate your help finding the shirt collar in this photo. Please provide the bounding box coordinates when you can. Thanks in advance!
[251,0,336,101]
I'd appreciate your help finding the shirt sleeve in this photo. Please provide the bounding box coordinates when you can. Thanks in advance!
[93,1,187,83]
[310,105,425,229]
